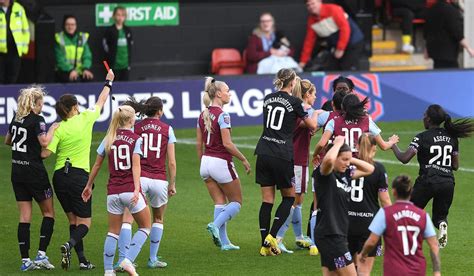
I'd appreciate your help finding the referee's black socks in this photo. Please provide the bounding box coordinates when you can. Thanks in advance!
[68,224,89,261]
[39,217,54,253]
[18,222,30,259]
[259,202,274,245]
[270,197,295,238]
[69,224,87,263]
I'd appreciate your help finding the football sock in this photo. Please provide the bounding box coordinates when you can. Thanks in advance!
[69,225,86,263]
[214,202,241,229]
[104,233,119,271]
[307,200,315,237]
[402,35,411,46]
[127,228,149,262]
[310,210,318,243]
[38,217,54,253]
[259,202,274,245]
[149,223,163,262]
[214,205,230,245]
[68,224,88,248]
[276,206,294,239]
[292,204,303,239]
[118,223,132,264]
[18,223,30,259]
[270,197,295,238]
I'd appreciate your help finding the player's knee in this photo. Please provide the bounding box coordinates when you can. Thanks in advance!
[19,213,32,223]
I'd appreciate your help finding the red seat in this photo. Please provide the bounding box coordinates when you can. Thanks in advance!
[211,48,244,75]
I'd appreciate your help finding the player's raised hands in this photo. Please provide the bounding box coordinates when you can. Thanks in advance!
[106,69,115,82]
[333,135,346,146]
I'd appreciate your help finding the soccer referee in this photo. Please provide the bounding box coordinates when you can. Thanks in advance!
[41,70,115,270]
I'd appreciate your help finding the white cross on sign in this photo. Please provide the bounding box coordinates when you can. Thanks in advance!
[99,5,114,24]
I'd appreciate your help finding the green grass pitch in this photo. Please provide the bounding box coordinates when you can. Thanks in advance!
[1,121,473,275]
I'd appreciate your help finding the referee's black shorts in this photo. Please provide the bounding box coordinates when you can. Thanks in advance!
[53,167,92,218]
[255,154,294,190]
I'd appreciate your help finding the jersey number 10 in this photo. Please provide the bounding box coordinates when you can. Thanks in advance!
[266,106,285,131]
[342,127,362,152]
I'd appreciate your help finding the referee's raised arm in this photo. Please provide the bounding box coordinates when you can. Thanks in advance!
[96,69,115,111]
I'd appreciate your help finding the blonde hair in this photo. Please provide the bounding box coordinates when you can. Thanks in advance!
[104,105,135,154]
[358,133,377,164]
[292,78,315,101]
[15,85,46,122]
[273,68,296,91]
[202,76,226,133]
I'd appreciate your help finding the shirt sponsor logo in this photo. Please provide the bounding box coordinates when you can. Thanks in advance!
[12,159,30,165]
[336,178,351,192]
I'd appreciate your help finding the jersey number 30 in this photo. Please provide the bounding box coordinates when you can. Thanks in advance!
[11,126,28,152]
[266,106,285,130]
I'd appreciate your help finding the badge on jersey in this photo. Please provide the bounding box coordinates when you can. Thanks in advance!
[39,122,46,132]
[223,115,231,125]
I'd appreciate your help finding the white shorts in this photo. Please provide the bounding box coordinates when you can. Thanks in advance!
[141,177,168,208]
[107,192,147,215]
[200,155,238,184]
[293,165,309,194]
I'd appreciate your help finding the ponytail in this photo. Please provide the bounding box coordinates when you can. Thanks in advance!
[124,96,164,118]
[358,133,376,163]
[292,78,315,101]
[426,104,474,138]
[342,94,369,121]
[15,85,46,121]
[202,76,226,133]
[291,77,303,99]
[104,105,135,154]
[273,68,296,91]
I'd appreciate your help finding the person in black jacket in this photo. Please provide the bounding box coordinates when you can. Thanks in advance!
[424,0,474,69]
[102,6,133,81]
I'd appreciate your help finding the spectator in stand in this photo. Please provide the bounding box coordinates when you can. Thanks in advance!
[299,0,365,72]
[389,0,426,54]
[245,12,295,74]
[103,6,133,81]
[55,15,94,82]
[0,0,30,84]
[424,0,474,68]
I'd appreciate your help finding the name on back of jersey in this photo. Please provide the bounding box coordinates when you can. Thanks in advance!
[433,135,451,143]
[264,96,294,112]
[116,134,136,145]
[393,210,421,222]
[140,123,162,132]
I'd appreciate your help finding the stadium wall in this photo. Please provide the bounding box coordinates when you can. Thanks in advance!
[1,70,473,133]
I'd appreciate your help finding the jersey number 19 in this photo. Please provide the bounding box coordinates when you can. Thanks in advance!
[111,144,131,170]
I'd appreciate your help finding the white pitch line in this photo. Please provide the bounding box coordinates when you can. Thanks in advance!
[177,139,474,173]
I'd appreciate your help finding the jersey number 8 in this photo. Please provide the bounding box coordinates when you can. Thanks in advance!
[350,178,364,202]
[11,126,28,152]
[111,144,131,170]
[266,106,285,130]
[141,133,162,158]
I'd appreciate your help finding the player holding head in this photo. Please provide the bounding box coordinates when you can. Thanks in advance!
[5,86,59,271]
[275,78,318,254]
[391,104,474,248]
[197,77,251,250]
[82,105,151,276]
[313,93,398,164]
[360,175,441,276]
[255,68,317,256]
[347,133,392,275]
[313,136,374,276]
[114,96,176,269]
[41,69,114,270]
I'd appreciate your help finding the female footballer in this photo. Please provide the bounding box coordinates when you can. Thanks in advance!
[82,105,151,276]
[197,77,251,250]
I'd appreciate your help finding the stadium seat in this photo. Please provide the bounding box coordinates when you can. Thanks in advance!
[211,48,245,75]
[381,0,436,46]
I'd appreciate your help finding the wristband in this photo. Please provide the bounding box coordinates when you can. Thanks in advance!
[104,80,113,88]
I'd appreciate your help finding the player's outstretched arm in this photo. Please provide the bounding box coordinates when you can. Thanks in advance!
[426,236,441,276]
[391,143,416,164]
[359,233,380,263]
[167,143,177,196]
[38,123,60,148]
[95,69,115,111]
[374,134,399,151]
[351,158,375,180]
[82,154,104,202]
[302,113,318,130]
[312,130,332,165]
[221,128,251,174]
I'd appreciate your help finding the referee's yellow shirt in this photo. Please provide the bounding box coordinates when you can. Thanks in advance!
[47,105,101,173]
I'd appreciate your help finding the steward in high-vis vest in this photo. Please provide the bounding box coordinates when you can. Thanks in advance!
[55,15,94,82]
[0,0,30,84]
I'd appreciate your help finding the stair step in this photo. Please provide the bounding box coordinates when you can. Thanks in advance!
[372,28,382,41]
[370,54,411,62]
[370,54,412,66]
[372,40,397,54]
[370,65,430,72]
